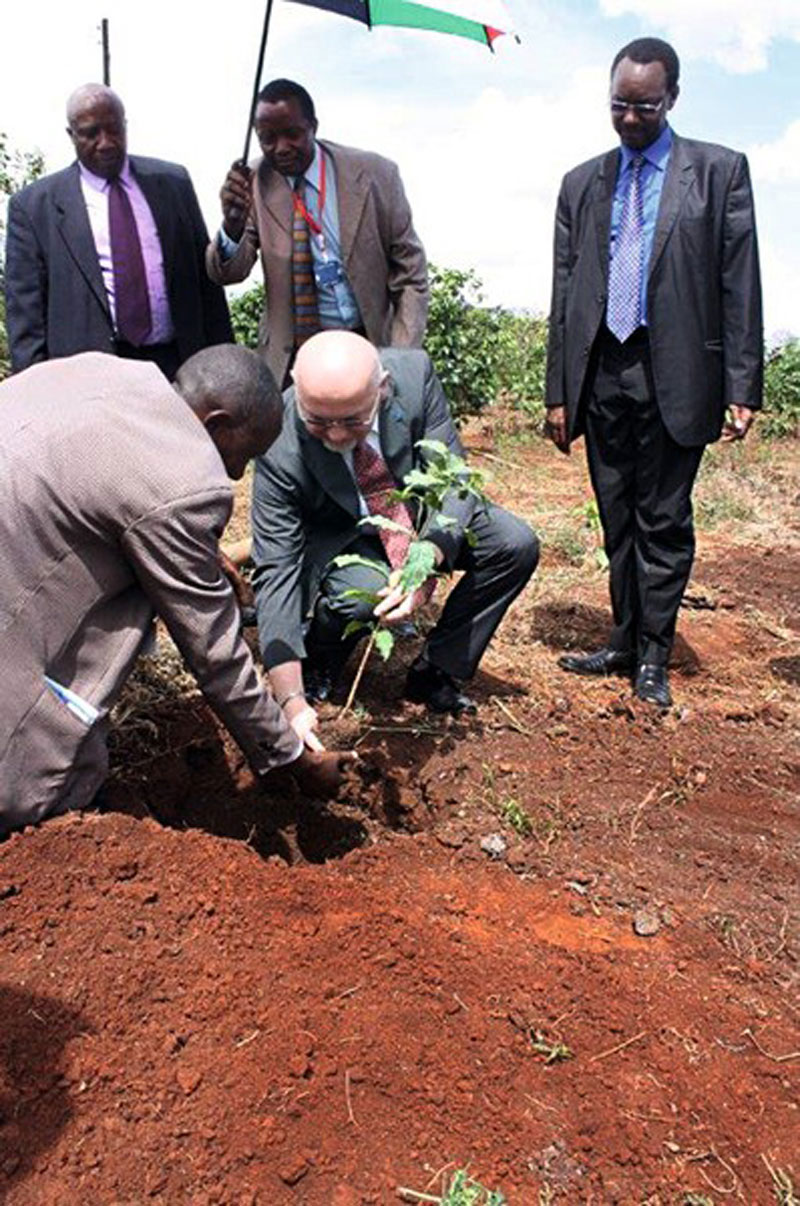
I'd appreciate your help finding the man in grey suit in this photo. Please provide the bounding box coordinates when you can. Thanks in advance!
[545,37,763,707]
[251,332,539,751]
[0,345,349,839]
[4,84,232,379]
[207,78,428,389]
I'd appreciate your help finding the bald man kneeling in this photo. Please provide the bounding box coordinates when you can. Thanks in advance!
[250,331,540,749]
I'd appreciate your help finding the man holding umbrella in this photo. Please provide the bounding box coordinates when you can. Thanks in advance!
[207,78,429,388]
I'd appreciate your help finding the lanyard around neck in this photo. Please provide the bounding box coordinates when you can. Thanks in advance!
[292,150,326,238]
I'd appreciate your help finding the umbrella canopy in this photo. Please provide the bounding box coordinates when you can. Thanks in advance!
[286,0,517,47]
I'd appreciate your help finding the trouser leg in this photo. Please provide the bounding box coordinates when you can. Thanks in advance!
[633,404,704,664]
[586,332,704,664]
[424,503,539,681]
[585,339,641,654]
[307,535,390,670]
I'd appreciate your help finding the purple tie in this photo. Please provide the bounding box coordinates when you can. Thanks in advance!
[108,177,151,346]
[607,154,645,343]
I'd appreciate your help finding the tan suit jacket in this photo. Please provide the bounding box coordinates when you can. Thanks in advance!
[206,140,428,386]
[0,353,297,836]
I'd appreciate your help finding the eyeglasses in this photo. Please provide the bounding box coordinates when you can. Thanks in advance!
[610,97,666,116]
[297,393,381,433]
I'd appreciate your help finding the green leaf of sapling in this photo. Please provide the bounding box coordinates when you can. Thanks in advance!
[332,553,391,579]
[398,539,437,593]
[373,628,395,661]
[342,619,373,640]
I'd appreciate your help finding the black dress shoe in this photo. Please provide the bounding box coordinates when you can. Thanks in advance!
[558,647,634,676]
[405,660,477,717]
[634,663,672,708]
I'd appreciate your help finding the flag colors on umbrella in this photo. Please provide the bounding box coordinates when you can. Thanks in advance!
[287,0,516,47]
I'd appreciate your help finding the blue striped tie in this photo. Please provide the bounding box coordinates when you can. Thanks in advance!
[607,154,645,343]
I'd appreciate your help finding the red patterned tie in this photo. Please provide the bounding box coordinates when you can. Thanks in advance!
[352,440,413,569]
[108,177,151,346]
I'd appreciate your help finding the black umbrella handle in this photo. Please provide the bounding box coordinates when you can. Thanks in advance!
[242,0,276,165]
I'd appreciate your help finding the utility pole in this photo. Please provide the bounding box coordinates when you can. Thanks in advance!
[101,18,110,85]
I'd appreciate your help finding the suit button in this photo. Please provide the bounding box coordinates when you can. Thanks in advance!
[597,294,605,304]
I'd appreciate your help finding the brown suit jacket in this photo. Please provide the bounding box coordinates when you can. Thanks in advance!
[0,353,297,836]
[206,140,429,385]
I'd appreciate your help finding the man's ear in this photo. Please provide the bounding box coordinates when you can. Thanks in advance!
[667,84,680,111]
[202,409,235,441]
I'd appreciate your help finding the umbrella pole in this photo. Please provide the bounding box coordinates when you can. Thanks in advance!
[241,0,276,164]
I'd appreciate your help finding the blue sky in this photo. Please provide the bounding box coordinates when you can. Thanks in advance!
[2,0,799,338]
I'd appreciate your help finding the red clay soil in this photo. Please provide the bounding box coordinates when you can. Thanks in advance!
[1,434,798,1204]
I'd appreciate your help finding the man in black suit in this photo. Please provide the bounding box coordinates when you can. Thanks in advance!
[545,37,763,706]
[250,331,538,750]
[4,84,232,379]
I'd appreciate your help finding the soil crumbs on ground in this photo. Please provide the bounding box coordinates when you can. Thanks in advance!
[1,419,798,1204]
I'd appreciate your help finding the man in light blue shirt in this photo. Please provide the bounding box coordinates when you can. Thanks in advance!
[208,78,429,390]
[545,37,762,709]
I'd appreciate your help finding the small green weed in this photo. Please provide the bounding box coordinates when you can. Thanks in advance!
[762,1154,799,1206]
[529,1029,574,1064]
[499,796,533,837]
[399,1167,506,1204]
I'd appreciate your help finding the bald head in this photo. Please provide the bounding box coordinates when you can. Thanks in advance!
[293,332,388,453]
[66,83,124,125]
[66,83,127,179]
[175,345,284,479]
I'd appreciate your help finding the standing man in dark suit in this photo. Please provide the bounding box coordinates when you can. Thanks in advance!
[4,84,232,379]
[545,37,763,707]
[251,332,538,750]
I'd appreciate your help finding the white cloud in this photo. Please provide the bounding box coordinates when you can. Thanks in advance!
[599,0,800,73]
[748,119,800,184]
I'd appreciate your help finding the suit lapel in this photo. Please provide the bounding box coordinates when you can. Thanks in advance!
[648,135,694,278]
[593,150,618,280]
[259,159,293,234]
[327,142,366,269]
[379,378,414,486]
[54,164,110,319]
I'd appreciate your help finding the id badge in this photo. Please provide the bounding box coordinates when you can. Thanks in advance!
[314,259,344,287]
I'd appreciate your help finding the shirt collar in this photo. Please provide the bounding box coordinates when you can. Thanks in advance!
[291,142,320,192]
[620,123,673,172]
[78,155,132,192]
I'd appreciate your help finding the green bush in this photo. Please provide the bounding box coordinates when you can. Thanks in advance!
[762,338,800,438]
[229,282,264,350]
[423,264,547,424]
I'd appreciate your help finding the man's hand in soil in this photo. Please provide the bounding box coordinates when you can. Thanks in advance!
[544,405,570,454]
[284,694,325,752]
[721,404,755,443]
[278,747,357,799]
[220,160,252,243]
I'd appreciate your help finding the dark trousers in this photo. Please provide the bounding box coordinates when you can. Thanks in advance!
[307,503,539,681]
[115,339,181,381]
[585,329,704,666]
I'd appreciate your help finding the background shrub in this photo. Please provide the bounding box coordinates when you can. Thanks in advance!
[762,339,800,438]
